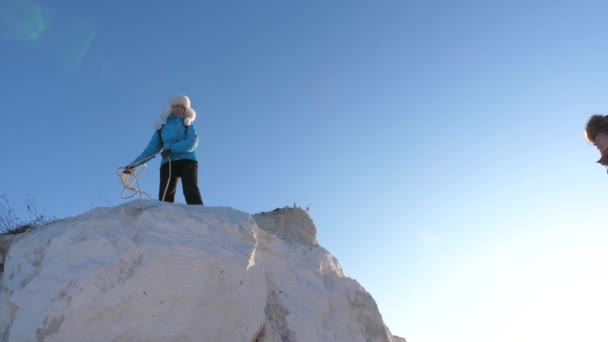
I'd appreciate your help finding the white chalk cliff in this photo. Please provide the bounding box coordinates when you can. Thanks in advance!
[0,200,405,342]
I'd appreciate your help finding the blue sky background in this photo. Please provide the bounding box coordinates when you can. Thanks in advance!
[2,0,608,340]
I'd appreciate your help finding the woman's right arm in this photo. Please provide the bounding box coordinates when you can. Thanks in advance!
[128,131,162,167]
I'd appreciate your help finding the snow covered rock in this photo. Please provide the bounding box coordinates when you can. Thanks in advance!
[253,207,318,246]
[0,235,14,274]
[0,200,404,342]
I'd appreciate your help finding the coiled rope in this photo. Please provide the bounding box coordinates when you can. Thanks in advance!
[117,154,172,201]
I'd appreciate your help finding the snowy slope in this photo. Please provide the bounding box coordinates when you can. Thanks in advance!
[0,200,405,342]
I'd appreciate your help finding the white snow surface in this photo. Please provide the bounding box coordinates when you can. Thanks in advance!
[0,200,404,342]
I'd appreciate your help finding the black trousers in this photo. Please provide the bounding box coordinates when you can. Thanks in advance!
[159,159,204,205]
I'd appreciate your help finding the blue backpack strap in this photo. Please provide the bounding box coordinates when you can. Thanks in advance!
[157,125,164,146]
[158,123,189,147]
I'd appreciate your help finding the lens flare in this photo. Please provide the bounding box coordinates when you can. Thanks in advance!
[1,1,97,71]
[0,0,46,41]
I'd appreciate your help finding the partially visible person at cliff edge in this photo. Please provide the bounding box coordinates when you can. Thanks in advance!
[125,94,204,205]
[584,114,608,167]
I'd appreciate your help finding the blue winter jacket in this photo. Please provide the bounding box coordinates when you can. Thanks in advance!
[131,114,199,166]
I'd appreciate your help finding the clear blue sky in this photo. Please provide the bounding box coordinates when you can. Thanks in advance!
[2,0,608,340]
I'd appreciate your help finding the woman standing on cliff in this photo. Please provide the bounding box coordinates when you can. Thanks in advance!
[125,94,204,205]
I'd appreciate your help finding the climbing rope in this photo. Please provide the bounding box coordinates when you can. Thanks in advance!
[161,156,171,201]
[116,163,152,200]
[116,154,172,201]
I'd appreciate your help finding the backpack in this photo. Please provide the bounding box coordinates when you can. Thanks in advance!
[157,124,189,146]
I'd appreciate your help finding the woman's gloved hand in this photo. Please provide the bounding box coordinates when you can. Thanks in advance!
[161,149,173,158]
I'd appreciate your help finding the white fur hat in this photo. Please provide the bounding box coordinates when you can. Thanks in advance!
[154,94,197,130]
